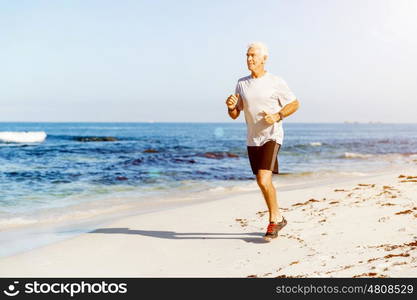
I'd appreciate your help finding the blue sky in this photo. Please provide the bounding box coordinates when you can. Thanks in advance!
[1,0,416,122]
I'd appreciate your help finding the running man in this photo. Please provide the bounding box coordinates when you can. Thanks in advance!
[225,42,300,241]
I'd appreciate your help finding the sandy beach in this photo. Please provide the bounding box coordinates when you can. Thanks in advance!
[0,167,416,278]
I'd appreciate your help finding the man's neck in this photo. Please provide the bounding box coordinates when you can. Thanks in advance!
[251,68,266,78]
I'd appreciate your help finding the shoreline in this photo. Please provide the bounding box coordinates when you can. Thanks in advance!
[0,166,402,259]
[0,164,404,230]
[0,167,416,277]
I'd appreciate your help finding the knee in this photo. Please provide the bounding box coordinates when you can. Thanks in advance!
[256,175,270,189]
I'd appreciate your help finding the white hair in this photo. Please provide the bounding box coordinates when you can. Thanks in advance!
[247,42,269,57]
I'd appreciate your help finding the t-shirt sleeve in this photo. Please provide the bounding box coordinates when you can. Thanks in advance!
[276,78,297,108]
[234,82,244,111]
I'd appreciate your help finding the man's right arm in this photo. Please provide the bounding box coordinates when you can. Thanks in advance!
[225,93,241,120]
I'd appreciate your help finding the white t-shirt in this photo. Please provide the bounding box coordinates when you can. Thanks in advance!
[235,72,296,146]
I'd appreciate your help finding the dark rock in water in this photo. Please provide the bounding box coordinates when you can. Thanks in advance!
[144,149,159,153]
[123,158,144,166]
[204,152,223,159]
[52,180,72,184]
[203,152,239,159]
[116,176,128,181]
[131,158,143,165]
[173,158,196,164]
[75,136,118,142]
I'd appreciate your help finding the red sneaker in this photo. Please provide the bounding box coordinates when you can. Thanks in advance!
[263,217,287,241]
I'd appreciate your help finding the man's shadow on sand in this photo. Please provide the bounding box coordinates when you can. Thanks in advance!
[90,228,268,244]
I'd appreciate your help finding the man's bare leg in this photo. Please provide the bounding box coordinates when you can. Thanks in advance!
[256,169,283,223]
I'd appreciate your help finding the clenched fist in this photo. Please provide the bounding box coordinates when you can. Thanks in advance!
[261,110,279,125]
[225,94,240,110]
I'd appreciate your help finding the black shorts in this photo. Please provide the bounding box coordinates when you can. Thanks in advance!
[247,140,281,175]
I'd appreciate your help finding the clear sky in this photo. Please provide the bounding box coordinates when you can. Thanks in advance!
[1,0,416,123]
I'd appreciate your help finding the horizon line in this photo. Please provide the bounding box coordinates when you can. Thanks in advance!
[1,121,417,124]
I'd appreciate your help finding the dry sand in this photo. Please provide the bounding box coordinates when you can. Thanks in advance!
[0,168,416,277]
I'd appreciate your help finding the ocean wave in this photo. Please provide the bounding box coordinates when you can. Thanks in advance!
[0,217,37,229]
[279,170,369,178]
[273,170,371,187]
[0,204,132,230]
[0,143,31,147]
[199,152,240,159]
[309,142,322,146]
[0,131,46,143]
[285,142,326,151]
[229,183,259,192]
[343,152,375,159]
[341,152,417,160]
[74,136,118,142]
[47,134,125,142]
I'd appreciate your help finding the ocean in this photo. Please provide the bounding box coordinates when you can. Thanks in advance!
[1,122,417,233]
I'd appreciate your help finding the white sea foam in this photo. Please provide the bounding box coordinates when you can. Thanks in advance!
[230,183,258,192]
[0,217,37,229]
[0,203,133,230]
[309,142,322,146]
[207,186,227,192]
[206,182,259,193]
[343,152,374,159]
[342,152,415,161]
[0,131,47,143]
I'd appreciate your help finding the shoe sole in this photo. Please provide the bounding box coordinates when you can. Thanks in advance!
[263,235,277,242]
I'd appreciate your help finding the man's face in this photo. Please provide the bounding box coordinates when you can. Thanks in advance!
[246,47,266,71]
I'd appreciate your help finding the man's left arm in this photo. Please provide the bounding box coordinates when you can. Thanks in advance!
[262,100,300,124]
[274,99,300,121]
